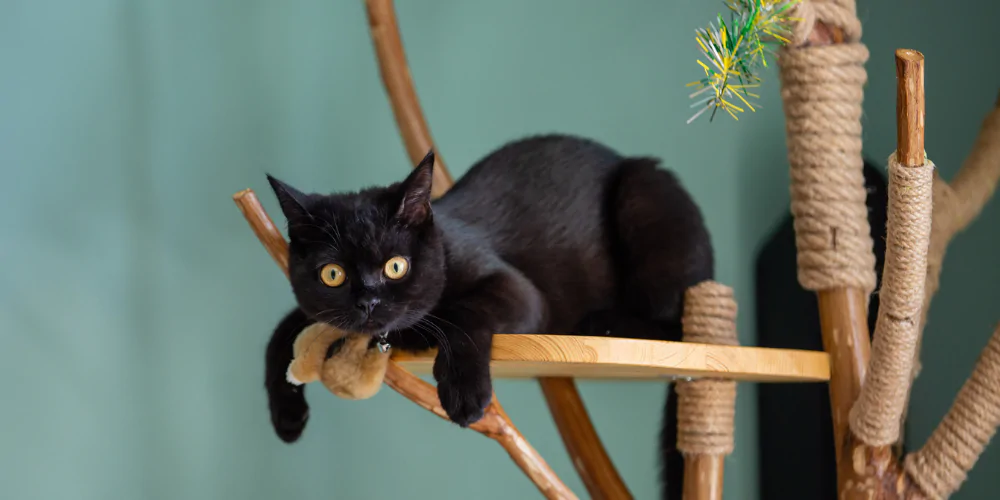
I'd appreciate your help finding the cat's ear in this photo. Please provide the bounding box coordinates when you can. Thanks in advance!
[266,174,310,221]
[396,150,435,226]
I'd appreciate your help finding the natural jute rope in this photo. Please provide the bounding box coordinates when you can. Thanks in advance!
[849,152,934,446]
[904,324,1000,499]
[676,281,739,456]
[780,0,876,294]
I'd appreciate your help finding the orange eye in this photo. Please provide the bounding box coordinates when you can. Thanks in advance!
[319,264,346,287]
[383,256,409,280]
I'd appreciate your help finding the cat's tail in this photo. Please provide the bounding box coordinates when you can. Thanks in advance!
[608,157,715,499]
[265,307,313,443]
[659,384,684,499]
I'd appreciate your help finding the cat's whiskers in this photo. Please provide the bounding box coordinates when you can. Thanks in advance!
[404,321,434,352]
[422,311,479,355]
[404,313,451,361]
[395,309,447,355]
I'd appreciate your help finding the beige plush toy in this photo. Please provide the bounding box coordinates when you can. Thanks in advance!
[285,322,391,400]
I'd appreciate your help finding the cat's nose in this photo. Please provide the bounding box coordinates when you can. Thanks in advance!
[356,297,380,316]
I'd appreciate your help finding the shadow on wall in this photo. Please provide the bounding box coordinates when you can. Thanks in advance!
[752,153,893,500]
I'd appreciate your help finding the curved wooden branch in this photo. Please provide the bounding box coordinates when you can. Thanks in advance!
[233,190,576,500]
[233,189,290,278]
[365,0,454,198]
[384,363,575,499]
[539,378,632,500]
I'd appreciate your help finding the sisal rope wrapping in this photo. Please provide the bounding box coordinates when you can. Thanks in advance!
[849,153,934,446]
[779,0,877,294]
[676,281,739,456]
[904,324,1000,499]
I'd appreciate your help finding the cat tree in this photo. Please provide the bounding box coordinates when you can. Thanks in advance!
[233,0,1000,498]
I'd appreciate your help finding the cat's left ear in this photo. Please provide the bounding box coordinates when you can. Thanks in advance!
[396,150,435,226]
[267,174,310,221]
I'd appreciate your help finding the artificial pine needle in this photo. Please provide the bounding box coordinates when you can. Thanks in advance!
[687,0,801,124]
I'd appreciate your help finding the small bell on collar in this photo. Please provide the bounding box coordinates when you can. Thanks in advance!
[376,333,391,353]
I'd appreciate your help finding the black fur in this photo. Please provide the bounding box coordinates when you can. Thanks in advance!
[264,134,713,499]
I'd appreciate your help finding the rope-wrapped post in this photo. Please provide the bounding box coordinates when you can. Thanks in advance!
[849,50,933,448]
[904,323,1000,499]
[778,1,880,496]
[676,282,739,500]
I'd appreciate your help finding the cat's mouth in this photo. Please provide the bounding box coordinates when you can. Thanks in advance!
[311,306,411,336]
[352,317,391,335]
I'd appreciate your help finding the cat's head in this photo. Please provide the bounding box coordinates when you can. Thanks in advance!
[267,151,446,335]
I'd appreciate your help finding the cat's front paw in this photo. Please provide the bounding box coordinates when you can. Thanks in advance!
[437,375,492,428]
[268,387,310,443]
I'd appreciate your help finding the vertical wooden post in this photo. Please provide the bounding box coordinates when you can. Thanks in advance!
[825,48,928,500]
[682,455,725,500]
[895,49,926,166]
[817,289,871,467]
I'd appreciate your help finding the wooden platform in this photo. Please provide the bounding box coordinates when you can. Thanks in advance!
[391,334,830,382]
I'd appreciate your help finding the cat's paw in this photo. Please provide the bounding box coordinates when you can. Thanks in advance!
[268,388,310,443]
[437,375,492,428]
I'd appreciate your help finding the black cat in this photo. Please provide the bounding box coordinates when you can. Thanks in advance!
[263,134,713,499]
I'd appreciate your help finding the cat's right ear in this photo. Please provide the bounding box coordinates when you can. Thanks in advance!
[266,174,309,221]
[395,150,435,226]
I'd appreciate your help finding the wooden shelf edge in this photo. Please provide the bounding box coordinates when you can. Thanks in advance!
[391,334,830,383]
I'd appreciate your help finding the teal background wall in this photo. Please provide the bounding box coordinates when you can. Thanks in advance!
[1,1,997,499]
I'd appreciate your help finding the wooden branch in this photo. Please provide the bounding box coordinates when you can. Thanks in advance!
[384,363,576,499]
[785,8,879,496]
[232,189,576,500]
[940,90,1000,230]
[788,2,926,491]
[365,0,454,199]
[812,47,936,500]
[816,288,871,468]
[233,189,290,278]
[849,49,932,447]
[895,50,925,166]
[807,21,845,46]
[539,378,632,500]
[683,455,725,500]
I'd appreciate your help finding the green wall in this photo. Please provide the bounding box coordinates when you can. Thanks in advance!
[1,1,997,499]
